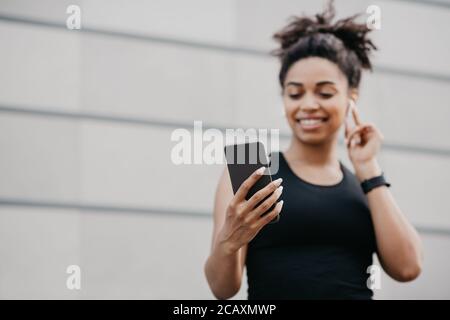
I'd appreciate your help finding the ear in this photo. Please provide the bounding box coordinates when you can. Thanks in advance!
[346,88,359,115]
[349,88,359,103]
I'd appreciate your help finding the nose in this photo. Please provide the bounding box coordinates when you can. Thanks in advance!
[300,93,320,112]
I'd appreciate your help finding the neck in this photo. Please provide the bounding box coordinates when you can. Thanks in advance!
[284,134,339,167]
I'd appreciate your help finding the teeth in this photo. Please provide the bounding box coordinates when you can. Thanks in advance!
[299,118,323,125]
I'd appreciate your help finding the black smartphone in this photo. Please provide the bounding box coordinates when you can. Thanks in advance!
[224,141,280,224]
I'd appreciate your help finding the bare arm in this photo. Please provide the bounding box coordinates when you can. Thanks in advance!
[346,104,423,282]
[204,167,284,299]
[204,169,247,299]
[356,162,423,282]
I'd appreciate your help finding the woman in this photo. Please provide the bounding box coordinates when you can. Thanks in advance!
[204,2,423,300]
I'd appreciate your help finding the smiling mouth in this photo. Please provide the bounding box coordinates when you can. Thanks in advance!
[295,117,329,130]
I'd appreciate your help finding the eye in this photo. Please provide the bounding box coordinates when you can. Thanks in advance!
[319,92,334,99]
[288,93,302,99]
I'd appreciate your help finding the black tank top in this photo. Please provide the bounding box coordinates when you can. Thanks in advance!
[245,151,378,300]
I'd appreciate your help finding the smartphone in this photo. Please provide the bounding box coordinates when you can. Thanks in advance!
[224,141,280,224]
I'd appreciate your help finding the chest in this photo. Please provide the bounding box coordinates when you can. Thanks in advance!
[250,172,376,250]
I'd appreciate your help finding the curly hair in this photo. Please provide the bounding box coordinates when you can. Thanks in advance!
[271,0,377,89]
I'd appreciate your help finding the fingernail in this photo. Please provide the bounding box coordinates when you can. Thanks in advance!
[273,178,283,186]
[256,166,266,175]
[279,200,284,207]
[277,186,283,196]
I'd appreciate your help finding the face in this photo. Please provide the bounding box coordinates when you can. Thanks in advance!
[282,57,355,145]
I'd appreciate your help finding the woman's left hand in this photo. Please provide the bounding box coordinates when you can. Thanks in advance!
[345,104,384,181]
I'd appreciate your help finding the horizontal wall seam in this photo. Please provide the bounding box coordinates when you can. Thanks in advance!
[1,104,450,158]
[394,0,450,9]
[0,197,449,237]
[0,14,450,83]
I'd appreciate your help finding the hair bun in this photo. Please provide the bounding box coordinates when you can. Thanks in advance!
[272,0,377,70]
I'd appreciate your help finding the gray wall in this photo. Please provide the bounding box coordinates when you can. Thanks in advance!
[0,0,449,299]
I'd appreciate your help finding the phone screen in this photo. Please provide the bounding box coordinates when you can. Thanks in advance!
[224,141,279,223]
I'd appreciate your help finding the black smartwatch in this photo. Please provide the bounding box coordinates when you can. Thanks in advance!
[361,173,391,194]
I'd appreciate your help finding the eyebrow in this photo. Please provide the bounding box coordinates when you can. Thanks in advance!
[285,80,337,87]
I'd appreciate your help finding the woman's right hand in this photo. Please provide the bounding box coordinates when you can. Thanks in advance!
[217,167,284,254]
